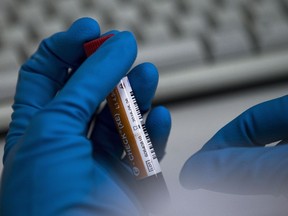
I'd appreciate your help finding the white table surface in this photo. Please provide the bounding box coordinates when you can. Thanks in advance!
[1,82,288,215]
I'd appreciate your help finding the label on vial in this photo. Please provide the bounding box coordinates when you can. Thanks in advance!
[107,76,162,179]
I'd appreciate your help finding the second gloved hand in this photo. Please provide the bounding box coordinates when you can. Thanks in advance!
[180,96,288,196]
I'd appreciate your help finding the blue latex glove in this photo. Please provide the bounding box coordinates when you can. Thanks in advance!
[180,96,288,196]
[0,17,171,216]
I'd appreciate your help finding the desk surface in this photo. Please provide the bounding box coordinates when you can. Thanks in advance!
[1,83,288,215]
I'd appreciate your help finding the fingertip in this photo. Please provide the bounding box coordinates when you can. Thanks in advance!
[147,106,171,130]
[130,62,159,86]
[45,17,101,66]
[157,106,172,126]
[69,17,101,40]
[101,31,137,60]
[179,151,215,191]
[179,157,195,189]
[66,17,101,52]
[83,31,137,85]
[129,63,159,112]
[146,106,172,161]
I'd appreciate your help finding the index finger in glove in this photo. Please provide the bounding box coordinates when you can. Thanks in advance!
[201,95,288,151]
[29,31,137,136]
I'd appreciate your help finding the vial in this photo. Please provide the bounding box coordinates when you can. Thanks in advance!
[84,34,171,214]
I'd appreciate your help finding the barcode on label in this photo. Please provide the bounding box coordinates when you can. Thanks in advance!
[130,91,142,121]
[142,124,157,160]
[117,77,161,178]
[129,89,157,161]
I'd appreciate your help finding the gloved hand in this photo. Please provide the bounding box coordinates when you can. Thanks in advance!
[0,17,171,216]
[180,96,288,196]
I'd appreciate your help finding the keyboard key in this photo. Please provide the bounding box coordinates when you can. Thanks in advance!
[138,19,174,44]
[0,72,17,101]
[176,13,209,37]
[0,48,19,71]
[225,0,249,7]
[92,0,121,8]
[211,6,245,30]
[0,48,19,101]
[2,25,30,50]
[249,0,288,51]
[107,5,141,30]
[2,0,20,24]
[180,0,215,13]
[255,20,288,51]
[0,102,13,133]
[142,0,178,20]
[53,0,84,24]
[18,3,45,26]
[34,20,66,40]
[136,37,205,71]
[250,0,284,22]
[207,29,253,60]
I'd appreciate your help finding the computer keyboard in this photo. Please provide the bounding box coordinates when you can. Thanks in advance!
[1,0,288,131]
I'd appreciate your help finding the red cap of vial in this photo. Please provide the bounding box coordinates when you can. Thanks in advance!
[84,34,114,57]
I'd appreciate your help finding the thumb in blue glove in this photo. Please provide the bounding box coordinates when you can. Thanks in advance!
[180,95,288,196]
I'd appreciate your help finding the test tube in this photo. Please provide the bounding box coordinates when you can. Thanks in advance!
[84,34,170,214]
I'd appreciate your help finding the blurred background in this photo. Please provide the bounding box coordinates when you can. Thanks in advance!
[1,0,288,215]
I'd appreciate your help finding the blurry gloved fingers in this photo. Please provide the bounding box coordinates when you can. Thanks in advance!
[91,62,159,158]
[201,95,288,151]
[180,145,288,195]
[7,18,100,145]
[129,63,159,112]
[180,95,288,195]
[38,31,136,133]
